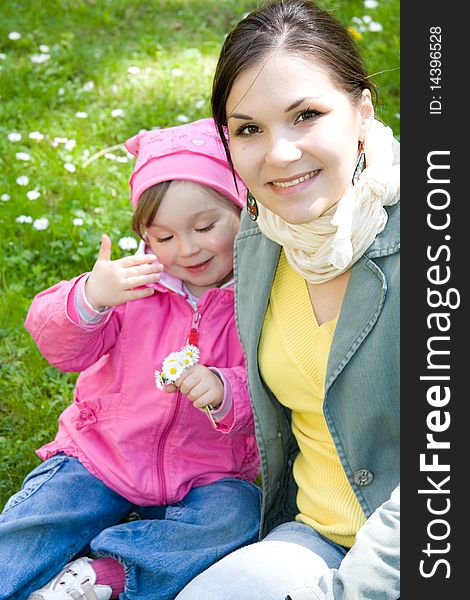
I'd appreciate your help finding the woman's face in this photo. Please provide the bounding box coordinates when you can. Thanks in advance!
[226,51,373,224]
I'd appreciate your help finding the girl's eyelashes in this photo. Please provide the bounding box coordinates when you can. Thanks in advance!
[148,223,215,242]
[195,223,215,233]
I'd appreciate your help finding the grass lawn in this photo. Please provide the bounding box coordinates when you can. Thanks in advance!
[0,0,399,508]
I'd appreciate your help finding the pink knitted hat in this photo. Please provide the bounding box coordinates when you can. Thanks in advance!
[125,117,246,209]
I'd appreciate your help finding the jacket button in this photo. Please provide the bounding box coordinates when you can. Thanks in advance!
[353,469,374,487]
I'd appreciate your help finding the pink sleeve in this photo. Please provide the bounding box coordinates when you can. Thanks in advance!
[207,365,255,435]
[69,275,112,327]
[25,275,120,373]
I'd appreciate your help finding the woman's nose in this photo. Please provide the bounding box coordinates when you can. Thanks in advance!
[265,135,302,168]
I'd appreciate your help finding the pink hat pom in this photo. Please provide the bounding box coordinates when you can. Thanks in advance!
[124,131,144,157]
[125,118,246,209]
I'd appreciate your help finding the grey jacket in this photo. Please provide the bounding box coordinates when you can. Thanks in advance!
[233,202,400,598]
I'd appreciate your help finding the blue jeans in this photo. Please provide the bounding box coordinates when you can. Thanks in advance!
[0,455,261,600]
[175,521,348,600]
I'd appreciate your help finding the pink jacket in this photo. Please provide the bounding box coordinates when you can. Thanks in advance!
[25,274,259,505]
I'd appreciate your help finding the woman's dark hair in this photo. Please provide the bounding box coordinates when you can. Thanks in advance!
[211,0,378,171]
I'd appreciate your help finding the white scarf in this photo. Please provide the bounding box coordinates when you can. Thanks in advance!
[255,119,400,284]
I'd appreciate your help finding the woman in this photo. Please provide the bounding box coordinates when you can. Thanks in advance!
[176,0,399,598]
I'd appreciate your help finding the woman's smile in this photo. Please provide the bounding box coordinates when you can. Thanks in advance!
[269,169,321,195]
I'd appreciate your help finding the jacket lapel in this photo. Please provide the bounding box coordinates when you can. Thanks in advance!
[234,225,280,352]
[325,255,387,394]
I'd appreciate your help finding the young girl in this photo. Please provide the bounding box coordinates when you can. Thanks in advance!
[176,1,399,599]
[0,118,261,600]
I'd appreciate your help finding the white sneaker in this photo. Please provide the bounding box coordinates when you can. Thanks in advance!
[28,557,113,600]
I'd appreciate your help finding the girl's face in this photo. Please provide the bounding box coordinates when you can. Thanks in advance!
[145,181,240,297]
[226,51,373,224]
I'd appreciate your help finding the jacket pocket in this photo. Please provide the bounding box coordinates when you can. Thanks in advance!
[2,454,69,514]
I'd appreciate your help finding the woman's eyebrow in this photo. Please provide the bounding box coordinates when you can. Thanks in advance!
[228,97,318,121]
[228,112,252,121]
[285,97,308,112]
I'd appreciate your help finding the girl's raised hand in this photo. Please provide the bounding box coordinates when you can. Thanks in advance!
[85,234,163,310]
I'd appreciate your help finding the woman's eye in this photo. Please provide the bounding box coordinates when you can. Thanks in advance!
[235,123,261,136]
[155,235,173,243]
[295,108,321,124]
[196,223,215,233]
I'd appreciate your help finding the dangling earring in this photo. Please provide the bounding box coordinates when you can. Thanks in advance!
[352,141,366,185]
[246,191,258,221]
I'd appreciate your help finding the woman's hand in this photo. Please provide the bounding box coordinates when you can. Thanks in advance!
[85,233,163,310]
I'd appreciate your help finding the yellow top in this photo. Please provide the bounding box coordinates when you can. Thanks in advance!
[259,251,366,547]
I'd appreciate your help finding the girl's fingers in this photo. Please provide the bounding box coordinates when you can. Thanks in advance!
[98,233,112,261]
[125,273,161,289]
[121,254,158,268]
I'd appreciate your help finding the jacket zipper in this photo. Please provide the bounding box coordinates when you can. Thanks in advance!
[155,296,202,503]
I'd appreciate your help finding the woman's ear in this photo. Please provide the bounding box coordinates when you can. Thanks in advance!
[358,89,374,140]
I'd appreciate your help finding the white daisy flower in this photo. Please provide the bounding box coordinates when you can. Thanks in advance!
[58,87,65,96]
[8,32,21,40]
[31,54,50,63]
[29,131,44,141]
[64,162,76,173]
[128,66,140,75]
[111,108,125,118]
[1,193,11,201]
[83,81,95,91]
[176,114,189,123]
[64,139,76,151]
[16,152,31,161]
[75,111,88,119]
[52,137,68,146]
[195,99,205,109]
[118,236,138,251]
[155,371,166,390]
[362,15,372,24]
[181,344,200,366]
[364,0,379,8]
[171,68,184,77]
[27,189,41,200]
[39,44,50,53]
[73,217,84,226]
[368,21,383,32]
[116,156,129,163]
[162,355,185,382]
[8,132,22,142]
[0,53,6,60]
[16,175,29,186]
[16,215,33,223]
[33,217,49,230]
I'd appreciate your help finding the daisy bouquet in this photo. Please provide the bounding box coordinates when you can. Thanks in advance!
[154,344,200,389]
[154,344,217,427]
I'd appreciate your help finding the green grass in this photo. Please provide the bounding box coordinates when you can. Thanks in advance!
[0,0,399,508]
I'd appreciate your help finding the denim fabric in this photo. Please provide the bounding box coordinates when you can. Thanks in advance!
[0,455,261,600]
[175,520,348,600]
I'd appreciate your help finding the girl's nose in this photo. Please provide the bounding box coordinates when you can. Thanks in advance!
[179,236,199,257]
[265,135,302,168]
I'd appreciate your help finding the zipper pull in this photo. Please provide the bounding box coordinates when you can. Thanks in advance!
[188,310,200,346]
